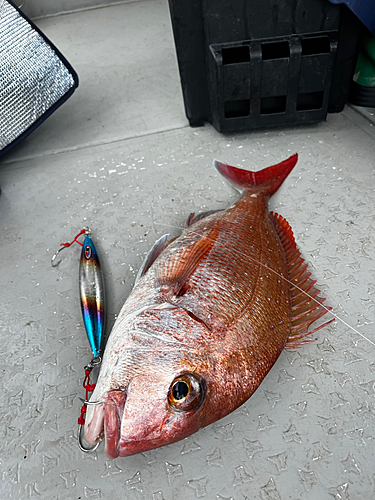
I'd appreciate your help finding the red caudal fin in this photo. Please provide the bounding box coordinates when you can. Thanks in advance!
[214,153,298,197]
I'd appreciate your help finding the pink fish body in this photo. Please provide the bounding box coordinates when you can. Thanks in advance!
[85,154,332,458]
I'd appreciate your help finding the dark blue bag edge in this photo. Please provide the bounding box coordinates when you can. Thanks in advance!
[0,0,79,159]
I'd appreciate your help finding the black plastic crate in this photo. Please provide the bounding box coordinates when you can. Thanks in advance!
[168,0,359,132]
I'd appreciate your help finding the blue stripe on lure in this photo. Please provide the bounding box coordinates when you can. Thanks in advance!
[79,234,105,358]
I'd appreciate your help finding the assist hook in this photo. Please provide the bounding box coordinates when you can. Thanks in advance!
[51,227,91,267]
[77,356,103,453]
[51,245,68,267]
[78,424,101,453]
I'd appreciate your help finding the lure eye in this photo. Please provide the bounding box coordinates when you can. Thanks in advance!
[85,245,92,260]
[168,373,204,412]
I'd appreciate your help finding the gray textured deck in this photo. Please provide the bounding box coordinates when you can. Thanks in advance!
[1,1,375,499]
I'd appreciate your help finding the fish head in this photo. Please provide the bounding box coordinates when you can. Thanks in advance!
[84,321,214,458]
[85,368,209,458]
[111,370,206,458]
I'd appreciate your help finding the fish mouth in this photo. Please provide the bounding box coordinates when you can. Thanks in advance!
[84,389,126,459]
[104,389,127,458]
[84,387,200,458]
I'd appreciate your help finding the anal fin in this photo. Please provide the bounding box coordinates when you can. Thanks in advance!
[270,212,335,348]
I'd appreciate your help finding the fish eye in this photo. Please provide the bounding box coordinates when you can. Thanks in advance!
[172,381,189,400]
[168,373,204,412]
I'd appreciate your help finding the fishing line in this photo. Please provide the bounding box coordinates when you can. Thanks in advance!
[154,221,375,348]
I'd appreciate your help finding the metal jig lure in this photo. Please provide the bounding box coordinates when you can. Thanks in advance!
[51,228,105,453]
[79,231,105,360]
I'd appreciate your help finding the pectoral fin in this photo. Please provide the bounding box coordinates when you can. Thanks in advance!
[157,229,218,296]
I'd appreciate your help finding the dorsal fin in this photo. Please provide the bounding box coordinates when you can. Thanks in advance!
[184,210,223,228]
[135,234,169,286]
[157,229,218,296]
[270,212,334,348]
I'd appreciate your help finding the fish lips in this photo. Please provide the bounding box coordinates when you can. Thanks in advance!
[104,389,127,458]
[84,388,168,458]
[104,387,169,458]
[84,388,126,459]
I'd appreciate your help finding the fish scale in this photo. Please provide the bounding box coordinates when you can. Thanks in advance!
[84,153,333,458]
[174,198,289,331]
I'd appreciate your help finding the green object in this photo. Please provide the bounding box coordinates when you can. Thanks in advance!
[353,29,375,87]
[349,28,375,107]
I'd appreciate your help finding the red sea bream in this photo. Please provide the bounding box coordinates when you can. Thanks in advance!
[84,154,332,458]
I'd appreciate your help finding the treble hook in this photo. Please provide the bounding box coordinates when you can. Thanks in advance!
[78,424,101,453]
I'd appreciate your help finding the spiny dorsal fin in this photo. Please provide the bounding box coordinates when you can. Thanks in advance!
[157,229,219,297]
[184,210,223,228]
[270,212,334,348]
[135,234,169,286]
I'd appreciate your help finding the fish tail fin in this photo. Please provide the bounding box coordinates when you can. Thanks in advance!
[214,153,298,197]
